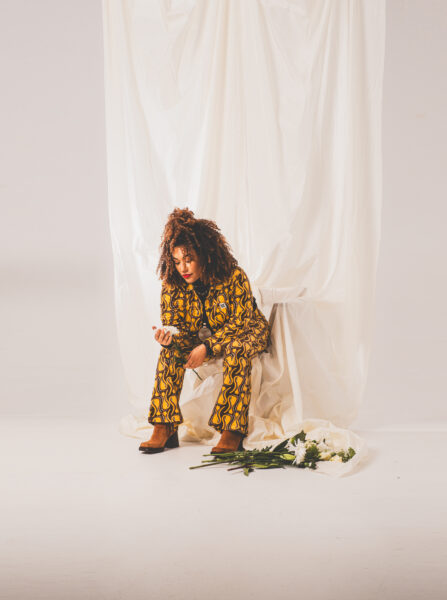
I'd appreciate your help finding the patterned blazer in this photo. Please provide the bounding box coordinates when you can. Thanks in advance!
[160,265,271,356]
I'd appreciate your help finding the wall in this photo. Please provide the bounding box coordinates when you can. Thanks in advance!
[354,0,447,429]
[0,0,127,421]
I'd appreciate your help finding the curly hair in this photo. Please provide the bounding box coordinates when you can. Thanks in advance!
[157,207,238,287]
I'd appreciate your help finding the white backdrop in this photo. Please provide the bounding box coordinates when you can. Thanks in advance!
[103,0,385,444]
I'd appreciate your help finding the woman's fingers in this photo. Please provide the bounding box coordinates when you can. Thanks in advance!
[184,346,206,369]
[153,326,172,345]
[185,354,204,369]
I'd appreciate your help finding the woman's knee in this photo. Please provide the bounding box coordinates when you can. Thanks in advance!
[158,347,186,375]
[224,338,252,359]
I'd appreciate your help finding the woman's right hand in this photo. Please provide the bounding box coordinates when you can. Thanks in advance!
[152,325,172,346]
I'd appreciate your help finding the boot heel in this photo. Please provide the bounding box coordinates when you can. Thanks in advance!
[139,425,180,453]
[165,430,179,448]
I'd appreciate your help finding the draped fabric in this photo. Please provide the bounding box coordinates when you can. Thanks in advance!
[102,0,385,455]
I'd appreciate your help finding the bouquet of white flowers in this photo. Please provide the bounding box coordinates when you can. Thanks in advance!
[189,430,356,476]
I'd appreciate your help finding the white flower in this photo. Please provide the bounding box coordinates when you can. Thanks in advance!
[317,440,330,452]
[286,441,296,453]
[293,440,307,465]
[330,454,343,462]
[320,451,332,461]
[163,325,179,335]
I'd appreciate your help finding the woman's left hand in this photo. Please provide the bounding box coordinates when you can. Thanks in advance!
[184,344,207,369]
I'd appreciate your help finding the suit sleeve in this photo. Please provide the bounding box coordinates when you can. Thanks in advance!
[160,283,191,349]
[205,268,254,356]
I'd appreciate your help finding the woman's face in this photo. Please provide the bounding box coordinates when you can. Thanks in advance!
[172,246,203,283]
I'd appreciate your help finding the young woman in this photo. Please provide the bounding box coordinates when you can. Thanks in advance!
[139,207,271,454]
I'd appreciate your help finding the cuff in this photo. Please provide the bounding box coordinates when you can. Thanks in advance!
[203,339,211,356]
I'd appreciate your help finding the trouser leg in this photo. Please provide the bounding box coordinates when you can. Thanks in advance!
[208,338,256,436]
[148,337,195,427]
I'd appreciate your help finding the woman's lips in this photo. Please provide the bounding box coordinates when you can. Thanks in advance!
[183,274,191,278]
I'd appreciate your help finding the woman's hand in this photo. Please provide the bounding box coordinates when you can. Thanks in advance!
[152,325,172,346]
[184,344,207,369]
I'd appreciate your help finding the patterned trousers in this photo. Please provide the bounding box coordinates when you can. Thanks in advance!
[148,326,270,436]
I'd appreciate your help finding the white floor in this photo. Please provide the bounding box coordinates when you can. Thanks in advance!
[2,418,446,600]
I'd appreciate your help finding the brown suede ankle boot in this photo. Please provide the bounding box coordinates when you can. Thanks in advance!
[139,423,179,453]
[210,430,245,454]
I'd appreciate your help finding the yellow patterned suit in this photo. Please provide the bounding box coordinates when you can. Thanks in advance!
[148,265,271,435]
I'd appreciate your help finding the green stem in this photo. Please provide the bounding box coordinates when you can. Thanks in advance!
[192,369,203,381]
[189,463,220,469]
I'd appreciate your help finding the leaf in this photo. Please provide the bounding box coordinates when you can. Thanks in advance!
[304,444,320,462]
[279,453,296,461]
[272,438,289,452]
[288,430,307,446]
[339,446,356,462]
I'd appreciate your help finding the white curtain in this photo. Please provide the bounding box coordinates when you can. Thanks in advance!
[102,0,385,452]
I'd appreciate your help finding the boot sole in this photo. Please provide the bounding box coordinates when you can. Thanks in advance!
[210,439,244,454]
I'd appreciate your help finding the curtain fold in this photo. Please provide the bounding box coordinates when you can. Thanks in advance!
[102,0,385,448]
